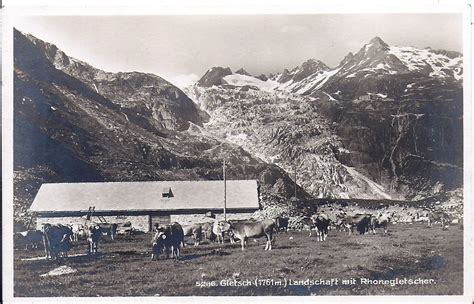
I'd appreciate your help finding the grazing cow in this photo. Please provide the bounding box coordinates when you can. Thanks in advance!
[42,224,74,260]
[95,223,118,241]
[300,217,315,233]
[182,225,192,246]
[341,214,373,235]
[372,213,391,234]
[311,214,331,241]
[117,221,134,235]
[415,215,430,224]
[182,224,203,246]
[332,218,348,232]
[72,224,88,242]
[225,219,258,244]
[14,230,44,250]
[428,212,450,227]
[200,222,215,241]
[274,217,289,233]
[223,219,275,251]
[87,225,103,254]
[192,225,203,246]
[212,220,225,244]
[151,222,184,260]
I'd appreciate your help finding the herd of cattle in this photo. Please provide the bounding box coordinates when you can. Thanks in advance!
[14,210,456,261]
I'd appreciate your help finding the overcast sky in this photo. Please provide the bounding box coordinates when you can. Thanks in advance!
[14,14,463,88]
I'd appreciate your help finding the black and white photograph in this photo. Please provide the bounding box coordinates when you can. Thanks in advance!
[2,2,472,302]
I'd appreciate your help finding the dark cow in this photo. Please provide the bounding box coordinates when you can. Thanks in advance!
[14,230,44,250]
[86,223,119,254]
[341,214,373,235]
[151,222,185,260]
[222,219,275,251]
[182,224,203,246]
[42,224,74,260]
[87,225,103,254]
[274,217,289,233]
[311,214,331,241]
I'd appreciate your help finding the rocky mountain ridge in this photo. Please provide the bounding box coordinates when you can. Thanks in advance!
[196,36,462,101]
[189,36,463,200]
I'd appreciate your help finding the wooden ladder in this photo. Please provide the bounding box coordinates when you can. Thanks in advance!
[85,206,107,224]
[84,206,95,226]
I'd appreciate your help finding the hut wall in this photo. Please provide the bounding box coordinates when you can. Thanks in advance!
[36,215,149,232]
[170,212,255,225]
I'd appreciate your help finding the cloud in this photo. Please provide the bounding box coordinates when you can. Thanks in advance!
[166,73,199,90]
[280,25,307,34]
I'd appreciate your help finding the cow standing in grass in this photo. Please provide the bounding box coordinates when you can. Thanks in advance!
[182,224,203,246]
[14,230,44,250]
[213,220,225,244]
[71,224,88,243]
[341,214,373,235]
[222,219,275,251]
[200,222,215,242]
[333,218,348,232]
[274,217,289,233]
[311,214,331,241]
[42,224,74,260]
[152,222,184,260]
[87,225,102,254]
[428,212,450,227]
[371,213,391,234]
[97,223,118,241]
[301,217,315,234]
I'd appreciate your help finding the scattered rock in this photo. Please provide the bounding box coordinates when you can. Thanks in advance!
[40,265,77,277]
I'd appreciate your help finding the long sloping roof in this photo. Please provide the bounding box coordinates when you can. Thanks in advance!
[30,180,259,212]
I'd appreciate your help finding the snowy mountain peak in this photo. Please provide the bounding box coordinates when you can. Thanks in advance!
[369,36,389,47]
[197,66,232,87]
[301,58,329,71]
[357,37,390,60]
[235,68,251,76]
[274,58,330,84]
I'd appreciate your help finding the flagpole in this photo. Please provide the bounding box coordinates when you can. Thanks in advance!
[223,159,227,221]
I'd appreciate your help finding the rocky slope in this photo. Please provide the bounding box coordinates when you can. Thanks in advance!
[185,85,396,200]
[13,29,314,227]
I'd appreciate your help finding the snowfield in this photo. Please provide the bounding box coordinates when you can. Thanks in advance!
[223,74,280,92]
[388,46,463,80]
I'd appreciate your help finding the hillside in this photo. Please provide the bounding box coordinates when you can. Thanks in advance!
[13,29,314,227]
